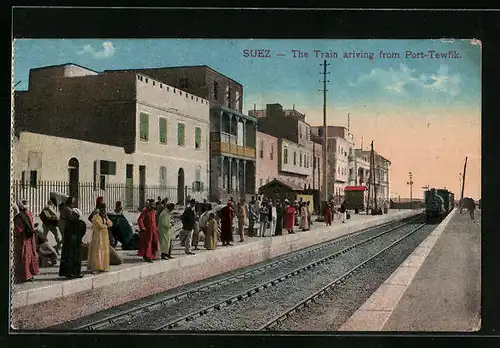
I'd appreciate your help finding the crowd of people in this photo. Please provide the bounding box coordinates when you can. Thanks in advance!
[12,193,351,284]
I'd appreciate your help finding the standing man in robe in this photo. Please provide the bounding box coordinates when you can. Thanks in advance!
[137,199,159,263]
[59,197,86,278]
[236,200,247,242]
[283,200,296,234]
[247,197,258,237]
[220,201,235,246]
[275,200,284,235]
[158,202,175,259]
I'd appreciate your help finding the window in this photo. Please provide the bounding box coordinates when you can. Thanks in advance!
[139,112,149,141]
[235,90,240,110]
[138,75,143,81]
[300,153,303,167]
[293,152,297,165]
[100,160,116,175]
[152,81,155,86]
[196,168,201,182]
[213,81,219,100]
[159,118,167,144]
[270,145,274,160]
[195,127,201,149]
[178,77,191,89]
[29,170,37,188]
[225,85,230,107]
[284,149,288,164]
[178,123,185,146]
[145,78,149,83]
[259,141,264,158]
[159,166,167,186]
[299,125,302,138]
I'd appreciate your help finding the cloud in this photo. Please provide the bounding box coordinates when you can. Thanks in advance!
[77,41,116,59]
[350,63,461,98]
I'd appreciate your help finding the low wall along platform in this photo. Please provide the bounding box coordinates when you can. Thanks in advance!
[11,209,421,329]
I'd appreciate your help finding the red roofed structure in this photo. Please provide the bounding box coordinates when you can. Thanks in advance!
[344,186,366,191]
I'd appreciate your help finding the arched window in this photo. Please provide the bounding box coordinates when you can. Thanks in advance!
[259,140,264,158]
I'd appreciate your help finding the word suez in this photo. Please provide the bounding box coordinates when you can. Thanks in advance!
[242,49,272,58]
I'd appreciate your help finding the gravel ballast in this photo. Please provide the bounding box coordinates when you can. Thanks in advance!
[57,216,421,330]
[168,222,429,331]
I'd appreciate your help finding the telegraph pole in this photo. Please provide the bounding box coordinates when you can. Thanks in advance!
[319,60,330,202]
[407,172,414,209]
[459,157,468,214]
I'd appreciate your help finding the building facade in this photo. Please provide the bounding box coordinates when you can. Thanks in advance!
[355,149,391,204]
[253,103,319,192]
[14,64,210,207]
[256,131,279,188]
[112,65,258,201]
[310,125,355,203]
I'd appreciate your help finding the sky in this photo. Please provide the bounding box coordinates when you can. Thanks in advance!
[13,39,481,199]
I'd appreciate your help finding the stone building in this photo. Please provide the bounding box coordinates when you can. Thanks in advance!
[310,125,355,203]
[107,66,258,201]
[252,104,321,191]
[14,63,210,207]
[354,149,391,204]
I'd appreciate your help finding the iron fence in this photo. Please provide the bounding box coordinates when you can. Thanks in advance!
[12,180,209,215]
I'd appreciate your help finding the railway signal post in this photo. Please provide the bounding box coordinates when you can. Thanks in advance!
[407,172,413,209]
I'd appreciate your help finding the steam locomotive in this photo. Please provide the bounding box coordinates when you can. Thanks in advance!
[424,188,455,223]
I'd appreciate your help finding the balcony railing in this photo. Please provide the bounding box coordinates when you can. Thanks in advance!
[211,141,256,159]
[211,132,238,144]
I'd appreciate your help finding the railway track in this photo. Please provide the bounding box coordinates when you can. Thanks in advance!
[258,220,427,331]
[72,214,423,331]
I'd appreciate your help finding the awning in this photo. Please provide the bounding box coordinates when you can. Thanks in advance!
[344,186,366,191]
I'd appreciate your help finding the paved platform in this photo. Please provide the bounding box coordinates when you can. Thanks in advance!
[11,209,421,329]
[340,208,481,332]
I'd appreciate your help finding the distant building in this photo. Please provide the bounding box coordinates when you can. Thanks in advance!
[355,149,391,204]
[256,131,278,188]
[14,63,210,207]
[310,125,355,203]
[254,104,321,191]
[106,65,258,201]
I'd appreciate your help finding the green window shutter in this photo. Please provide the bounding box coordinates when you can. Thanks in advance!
[140,113,149,141]
[195,127,201,149]
[178,123,185,146]
[159,118,167,144]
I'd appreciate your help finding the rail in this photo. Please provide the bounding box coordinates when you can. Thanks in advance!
[73,214,421,331]
[258,220,427,330]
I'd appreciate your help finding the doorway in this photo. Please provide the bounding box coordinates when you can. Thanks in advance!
[68,158,79,206]
[139,165,146,209]
[177,168,185,205]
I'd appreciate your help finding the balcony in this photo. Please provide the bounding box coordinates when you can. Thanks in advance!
[211,141,256,159]
[210,132,256,159]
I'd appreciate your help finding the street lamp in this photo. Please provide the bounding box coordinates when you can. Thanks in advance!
[407,171,413,209]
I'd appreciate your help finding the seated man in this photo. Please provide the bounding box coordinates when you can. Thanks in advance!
[34,223,58,267]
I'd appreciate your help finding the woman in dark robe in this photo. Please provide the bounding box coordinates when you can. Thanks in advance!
[13,201,40,283]
[59,197,86,278]
[220,202,234,246]
[324,201,333,226]
[275,201,284,236]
